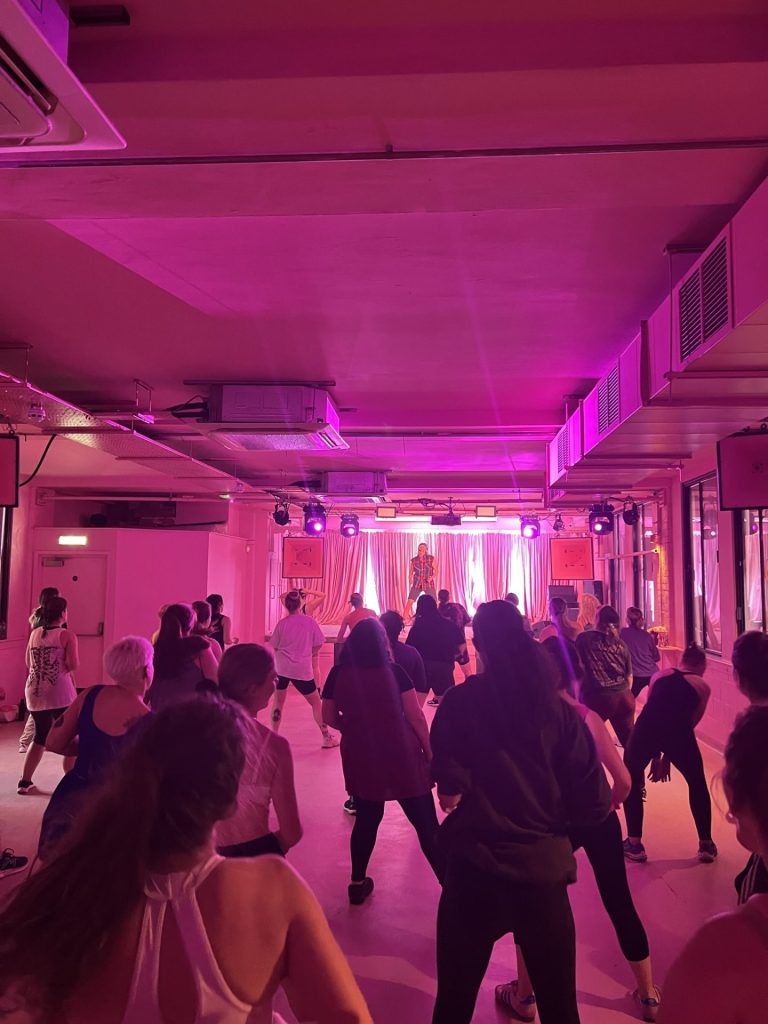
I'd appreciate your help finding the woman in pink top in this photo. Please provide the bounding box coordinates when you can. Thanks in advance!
[658,705,768,1023]
[0,698,372,1024]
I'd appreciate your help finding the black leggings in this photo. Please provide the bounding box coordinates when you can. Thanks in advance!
[433,859,579,1024]
[351,793,443,882]
[570,811,649,962]
[623,727,711,841]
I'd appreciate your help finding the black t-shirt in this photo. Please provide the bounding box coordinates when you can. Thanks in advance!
[392,641,427,694]
[407,614,465,664]
[322,661,413,699]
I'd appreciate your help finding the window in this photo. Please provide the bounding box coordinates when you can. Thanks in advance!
[0,507,11,640]
[685,475,721,653]
[736,509,768,633]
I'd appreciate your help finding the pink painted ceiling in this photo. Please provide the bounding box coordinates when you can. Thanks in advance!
[1,0,767,497]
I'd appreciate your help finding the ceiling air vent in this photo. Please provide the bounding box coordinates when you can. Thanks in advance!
[678,235,731,363]
[597,365,620,435]
[556,426,569,474]
[0,0,125,152]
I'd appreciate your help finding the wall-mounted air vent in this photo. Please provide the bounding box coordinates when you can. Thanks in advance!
[597,365,620,435]
[678,235,731,363]
[556,426,569,475]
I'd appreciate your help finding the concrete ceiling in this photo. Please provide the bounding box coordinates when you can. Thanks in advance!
[1,0,767,498]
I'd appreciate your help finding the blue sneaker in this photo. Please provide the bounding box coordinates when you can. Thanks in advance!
[623,838,648,862]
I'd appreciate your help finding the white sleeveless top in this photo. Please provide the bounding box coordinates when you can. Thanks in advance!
[25,626,76,711]
[122,855,286,1024]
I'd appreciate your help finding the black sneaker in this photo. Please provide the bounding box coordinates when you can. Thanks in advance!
[17,779,34,795]
[427,698,440,706]
[344,798,357,816]
[0,848,29,878]
[348,877,374,905]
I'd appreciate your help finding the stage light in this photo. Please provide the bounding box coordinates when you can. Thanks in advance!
[272,500,290,527]
[340,513,359,538]
[589,503,615,535]
[376,506,397,519]
[475,505,497,519]
[303,502,326,535]
[622,500,640,526]
[553,514,565,533]
[520,515,540,539]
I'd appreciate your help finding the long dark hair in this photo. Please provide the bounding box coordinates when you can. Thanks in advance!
[473,600,559,725]
[41,596,67,634]
[339,618,392,669]
[415,594,439,618]
[732,630,768,702]
[0,697,245,1018]
[724,705,768,843]
[206,593,224,615]
[153,603,208,675]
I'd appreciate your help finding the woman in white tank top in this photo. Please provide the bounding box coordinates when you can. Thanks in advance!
[19,596,78,795]
[0,698,372,1024]
[658,705,768,1023]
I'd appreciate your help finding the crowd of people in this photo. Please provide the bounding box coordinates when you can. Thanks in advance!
[0,582,767,1023]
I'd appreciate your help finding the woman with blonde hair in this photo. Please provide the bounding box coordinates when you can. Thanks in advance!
[40,636,153,858]
[577,592,601,633]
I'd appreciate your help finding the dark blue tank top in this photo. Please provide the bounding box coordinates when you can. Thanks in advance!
[72,685,135,781]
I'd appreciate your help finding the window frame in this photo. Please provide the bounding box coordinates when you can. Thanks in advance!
[684,473,721,654]
[734,508,767,635]
[0,507,12,641]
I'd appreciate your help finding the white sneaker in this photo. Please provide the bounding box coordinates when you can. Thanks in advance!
[321,732,340,748]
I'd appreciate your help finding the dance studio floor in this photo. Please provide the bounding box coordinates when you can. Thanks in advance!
[0,693,746,1023]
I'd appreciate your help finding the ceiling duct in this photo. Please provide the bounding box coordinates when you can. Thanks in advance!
[0,0,125,153]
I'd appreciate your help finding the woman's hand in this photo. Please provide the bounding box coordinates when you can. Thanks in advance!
[648,755,671,783]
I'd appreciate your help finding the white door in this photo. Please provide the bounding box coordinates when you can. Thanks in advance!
[33,553,108,689]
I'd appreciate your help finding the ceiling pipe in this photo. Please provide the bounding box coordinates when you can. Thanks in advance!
[8,137,768,171]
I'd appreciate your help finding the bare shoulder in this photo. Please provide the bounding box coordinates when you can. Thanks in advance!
[213,854,308,906]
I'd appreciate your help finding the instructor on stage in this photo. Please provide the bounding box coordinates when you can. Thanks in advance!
[404,542,438,620]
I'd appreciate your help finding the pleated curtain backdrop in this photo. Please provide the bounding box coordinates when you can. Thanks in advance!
[281,529,552,624]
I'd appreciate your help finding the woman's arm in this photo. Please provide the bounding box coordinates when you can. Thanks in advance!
[221,614,235,646]
[199,644,219,683]
[688,675,711,727]
[272,739,303,851]
[336,615,350,641]
[304,590,325,615]
[322,697,341,730]
[401,687,432,759]
[46,689,89,755]
[64,630,80,672]
[584,708,631,807]
[281,868,374,1023]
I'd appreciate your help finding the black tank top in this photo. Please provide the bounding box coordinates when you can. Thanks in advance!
[638,668,699,737]
[209,613,225,649]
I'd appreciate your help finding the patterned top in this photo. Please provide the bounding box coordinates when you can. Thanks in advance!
[25,626,76,711]
[411,555,435,587]
[576,629,632,694]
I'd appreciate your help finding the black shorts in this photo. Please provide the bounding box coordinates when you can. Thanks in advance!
[31,707,67,746]
[218,833,284,858]
[276,675,317,696]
